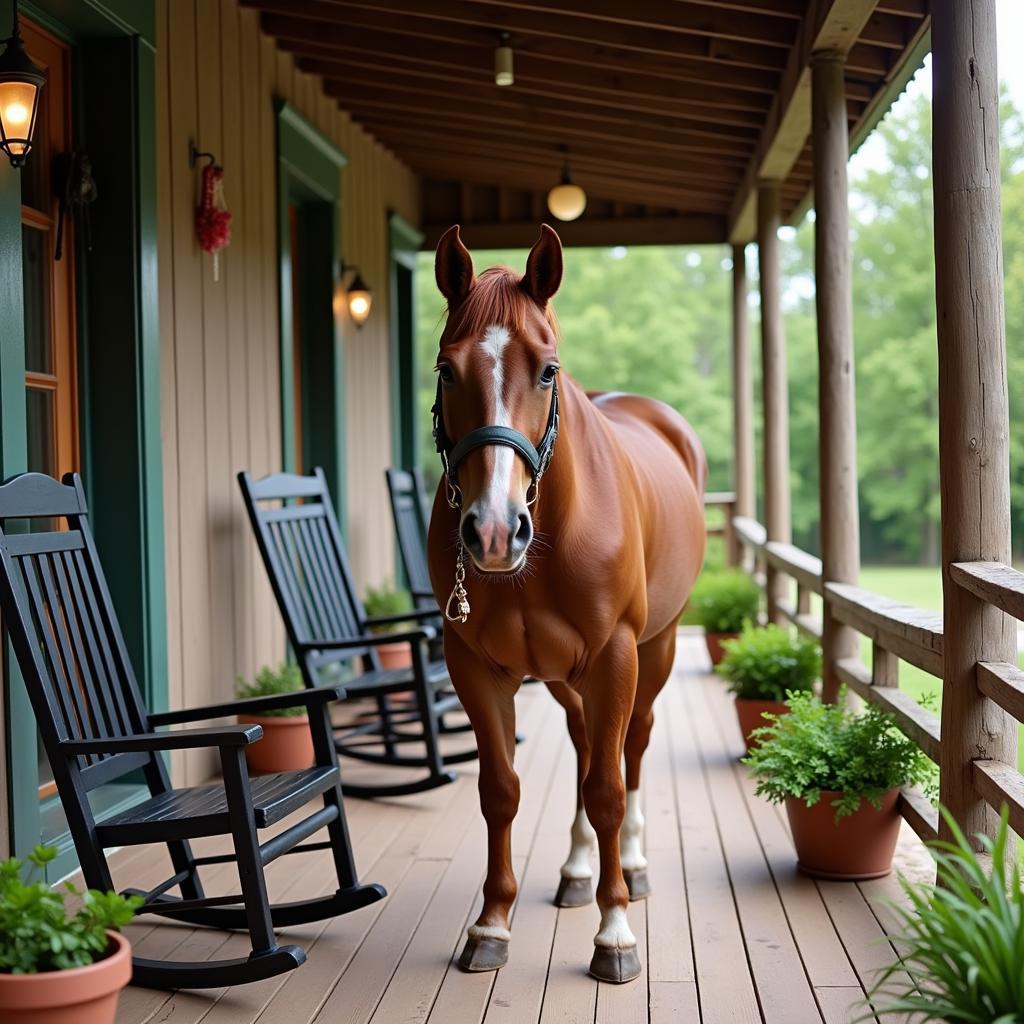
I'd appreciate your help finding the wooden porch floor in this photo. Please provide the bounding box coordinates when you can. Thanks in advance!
[100,633,930,1024]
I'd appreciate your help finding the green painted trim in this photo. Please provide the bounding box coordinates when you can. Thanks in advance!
[21,0,154,46]
[389,210,423,266]
[275,101,348,532]
[388,212,422,472]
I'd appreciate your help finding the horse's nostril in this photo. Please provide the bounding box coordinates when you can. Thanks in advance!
[461,513,480,550]
[515,513,532,544]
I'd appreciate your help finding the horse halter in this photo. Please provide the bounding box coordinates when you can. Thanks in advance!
[431,373,560,624]
[431,373,560,511]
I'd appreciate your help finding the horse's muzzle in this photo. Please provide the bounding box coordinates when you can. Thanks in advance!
[460,504,533,572]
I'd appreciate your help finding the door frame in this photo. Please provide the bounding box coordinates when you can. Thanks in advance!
[275,101,347,521]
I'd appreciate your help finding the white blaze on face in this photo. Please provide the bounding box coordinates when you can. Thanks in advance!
[479,324,514,507]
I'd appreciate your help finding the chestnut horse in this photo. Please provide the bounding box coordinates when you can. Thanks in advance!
[427,224,706,983]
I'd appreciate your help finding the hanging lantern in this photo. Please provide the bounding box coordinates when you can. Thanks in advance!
[547,158,587,222]
[0,0,46,168]
[346,270,372,327]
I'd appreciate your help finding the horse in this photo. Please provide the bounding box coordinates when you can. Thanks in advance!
[427,224,707,984]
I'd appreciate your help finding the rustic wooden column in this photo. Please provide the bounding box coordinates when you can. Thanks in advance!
[933,0,1017,847]
[757,181,791,623]
[732,244,755,528]
[812,52,860,702]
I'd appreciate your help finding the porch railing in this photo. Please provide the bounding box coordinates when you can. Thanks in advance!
[707,504,1024,848]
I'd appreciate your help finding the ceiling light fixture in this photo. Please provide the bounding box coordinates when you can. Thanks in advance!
[494,32,513,87]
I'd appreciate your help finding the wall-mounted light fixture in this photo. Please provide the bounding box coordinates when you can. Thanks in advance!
[547,151,586,222]
[341,266,372,327]
[0,0,46,168]
[494,32,513,87]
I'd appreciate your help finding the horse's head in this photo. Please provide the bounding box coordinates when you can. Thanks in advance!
[434,224,563,574]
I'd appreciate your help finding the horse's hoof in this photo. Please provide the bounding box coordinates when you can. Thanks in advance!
[554,876,593,907]
[458,934,509,973]
[623,867,650,901]
[589,945,642,984]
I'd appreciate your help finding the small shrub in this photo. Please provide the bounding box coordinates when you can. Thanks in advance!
[866,807,1024,1022]
[363,582,414,634]
[717,623,820,702]
[743,688,934,820]
[235,662,307,718]
[0,845,141,974]
[687,570,761,634]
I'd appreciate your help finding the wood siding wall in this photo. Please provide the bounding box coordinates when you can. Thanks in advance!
[156,0,420,784]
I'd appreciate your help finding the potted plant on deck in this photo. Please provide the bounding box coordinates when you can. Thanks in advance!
[363,582,416,669]
[717,623,819,750]
[688,569,761,666]
[0,844,140,1024]
[744,689,933,880]
[236,663,315,774]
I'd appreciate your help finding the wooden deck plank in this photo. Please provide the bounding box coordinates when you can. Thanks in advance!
[595,900,648,1024]
[815,986,868,1024]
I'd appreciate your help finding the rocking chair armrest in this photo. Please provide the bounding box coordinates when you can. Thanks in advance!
[59,724,263,755]
[362,607,440,628]
[411,588,437,601]
[299,626,436,651]
[147,684,347,726]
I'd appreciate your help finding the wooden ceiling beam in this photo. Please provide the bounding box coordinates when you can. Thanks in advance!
[305,59,766,131]
[249,0,792,70]
[663,0,804,17]
[421,214,730,249]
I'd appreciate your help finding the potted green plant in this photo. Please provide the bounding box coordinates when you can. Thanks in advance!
[236,663,314,774]
[689,569,761,666]
[0,844,140,1024]
[744,689,933,880]
[718,623,819,750]
[866,807,1024,1021]
[363,582,415,669]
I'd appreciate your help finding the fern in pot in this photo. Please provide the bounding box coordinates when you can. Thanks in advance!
[0,844,141,1024]
[363,583,415,669]
[744,689,933,880]
[688,569,761,666]
[717,623,818,750]
[236,663,314,774]
[866,807,1024,1021]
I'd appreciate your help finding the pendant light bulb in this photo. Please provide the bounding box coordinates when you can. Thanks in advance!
[494,32,514,87]
[547,158,587,222]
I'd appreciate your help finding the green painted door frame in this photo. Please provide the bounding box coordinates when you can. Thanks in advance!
[276,101,348,525]
[388,211,423,473]
[2,0,164,876]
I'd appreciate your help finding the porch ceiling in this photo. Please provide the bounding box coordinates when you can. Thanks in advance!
[248,0,930,248]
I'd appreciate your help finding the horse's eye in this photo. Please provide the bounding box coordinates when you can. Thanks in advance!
[539,364,559,387]
[437,364,455,385]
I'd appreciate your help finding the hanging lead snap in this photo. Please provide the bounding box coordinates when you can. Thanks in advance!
[445,542,471,623]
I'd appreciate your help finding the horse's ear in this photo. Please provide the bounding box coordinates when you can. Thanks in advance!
[522,223,563,307]
[435,224,475,306]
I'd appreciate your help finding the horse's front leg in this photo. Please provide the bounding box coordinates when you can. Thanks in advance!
[580,629,642,984]
[447,634,520,973]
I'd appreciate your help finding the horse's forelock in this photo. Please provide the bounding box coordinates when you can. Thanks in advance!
[443,267,558,346]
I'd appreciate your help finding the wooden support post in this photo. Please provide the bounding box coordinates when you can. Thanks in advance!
[933,0,1017,849]
[732,244,755,524]
[757,181,791,623]
[812,52,861,702]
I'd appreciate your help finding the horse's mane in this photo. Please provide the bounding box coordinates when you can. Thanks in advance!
[444,266,559,342]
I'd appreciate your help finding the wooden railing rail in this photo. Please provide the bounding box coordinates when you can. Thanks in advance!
[703,491,738,567]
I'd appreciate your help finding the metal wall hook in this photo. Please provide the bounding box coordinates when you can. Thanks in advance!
[189,140,217,170]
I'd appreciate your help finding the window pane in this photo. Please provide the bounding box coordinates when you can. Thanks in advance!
[26,387,55,475]
[22,225,52,374]
[19,76,49,213]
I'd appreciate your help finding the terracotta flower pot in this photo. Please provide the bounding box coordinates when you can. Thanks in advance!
[375,640,413,670]
[785,788,901,880]
[239,713,314,774]
[734,697,788,751]
[0,929,131,1024]
[705,631,739,667]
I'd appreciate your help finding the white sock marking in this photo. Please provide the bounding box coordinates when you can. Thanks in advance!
[560,807,597,880]
[620,789,647,872]
[594,905,637,949]
[468,923,511,942]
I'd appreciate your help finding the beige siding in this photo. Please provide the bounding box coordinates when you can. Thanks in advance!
[157,0,420,784]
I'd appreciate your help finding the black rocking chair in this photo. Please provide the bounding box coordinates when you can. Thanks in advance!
[0,472,385,990]
[385,467,440,617]
[238,468,477,799]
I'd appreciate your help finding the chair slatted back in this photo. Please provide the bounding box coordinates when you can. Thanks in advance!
[385,468,435,609]
[0,473,154,793]
[239,469,381,678]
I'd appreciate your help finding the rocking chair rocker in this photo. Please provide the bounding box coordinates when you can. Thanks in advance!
[0,472,385,990]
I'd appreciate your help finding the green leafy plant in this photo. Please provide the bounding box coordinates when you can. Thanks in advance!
[743,688,934,820]
[0,845,141,974]
[717,623,820,702]
[865,807,1024,1022]
[235,662,307,718]
[363,582,414,635]
[688,569,761,633]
